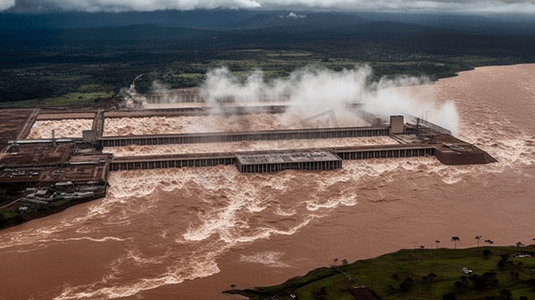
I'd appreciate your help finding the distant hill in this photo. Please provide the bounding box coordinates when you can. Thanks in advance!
[0,9,258,29]
[236,12,367,30]
[1,9,534,35]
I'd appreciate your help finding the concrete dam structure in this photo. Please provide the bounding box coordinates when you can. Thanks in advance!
[0,101,497,230]
[1,106,497,183]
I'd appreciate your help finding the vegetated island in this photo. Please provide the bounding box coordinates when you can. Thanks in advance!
[224,245,535,300]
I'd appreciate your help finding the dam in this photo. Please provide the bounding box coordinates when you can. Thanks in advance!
[1,106,496,177]
[0,103,497,229]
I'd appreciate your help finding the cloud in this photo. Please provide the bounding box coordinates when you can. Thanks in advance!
[3,0,535,13]
[0,0,15,11]
[284,12,306,18]
[6,0,261,12]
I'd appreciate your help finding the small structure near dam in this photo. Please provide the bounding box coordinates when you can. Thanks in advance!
[236,151,342,173]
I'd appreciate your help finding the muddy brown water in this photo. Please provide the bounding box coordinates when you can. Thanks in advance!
[0,64,534,300]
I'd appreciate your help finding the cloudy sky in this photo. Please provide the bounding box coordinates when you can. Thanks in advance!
[1,0,535,13]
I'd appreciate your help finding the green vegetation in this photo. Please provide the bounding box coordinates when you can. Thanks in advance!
[0,202,21,219]
[42,91,115,106]
[2,31,533,106]
[0,84,115,107]
[239,246,535,300]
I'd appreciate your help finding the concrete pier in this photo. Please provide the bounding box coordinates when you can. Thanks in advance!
[107,144,435,172]
[99,127,390,147]
[93,110,105,138]
[17,108,40,140]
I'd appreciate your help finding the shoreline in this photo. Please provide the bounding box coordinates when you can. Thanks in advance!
[229,245,535,299]
[0,188,106,231]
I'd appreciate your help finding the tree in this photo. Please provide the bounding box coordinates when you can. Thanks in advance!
[527,278,535,290]
[485,239,494,246]
[443,293,457,300]
[400,281,411,292]
[476,235,482,247]
[517,241,524,253]
[436,240,440,249]
[451,236,460,249]
[500,289,512,300]
[333,258,338,265]
[400,278,415,292]
[510,271,519,279]
[483,249,492,258]
[498,255,510,269]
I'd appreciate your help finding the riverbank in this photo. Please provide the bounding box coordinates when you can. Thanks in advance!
[229,246,535,300]
[0,183,107,231]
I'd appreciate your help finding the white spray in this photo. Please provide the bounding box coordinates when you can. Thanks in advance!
[200,65,460,135]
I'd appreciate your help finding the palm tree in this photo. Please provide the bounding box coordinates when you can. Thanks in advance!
[435,240,440,249]
[485,239,494,246]
[516,241,524,253]
[451,236,460,249]
[475,236,482,247]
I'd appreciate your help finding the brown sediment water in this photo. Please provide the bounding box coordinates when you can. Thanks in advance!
[106,136,399,157]
[103,111,370,136]
[0,64,534,300]
[144,102,208,109]
[27,119,94,139]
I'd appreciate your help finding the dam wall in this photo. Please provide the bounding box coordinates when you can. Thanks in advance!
[107,144,435,172]
[99,127,390,147]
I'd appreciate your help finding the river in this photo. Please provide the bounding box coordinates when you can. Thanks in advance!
[0,64,534,300]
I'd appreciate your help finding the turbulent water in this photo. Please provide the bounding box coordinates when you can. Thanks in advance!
[1,64,535,300]
[107,136,398,157]
[27,119,94,139]
[103,111,369,137]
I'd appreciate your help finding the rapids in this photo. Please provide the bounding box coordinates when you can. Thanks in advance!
[27,119,93,139]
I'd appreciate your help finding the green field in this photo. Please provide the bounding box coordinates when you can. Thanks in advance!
[0,84,115,107]
[240,246,535,300]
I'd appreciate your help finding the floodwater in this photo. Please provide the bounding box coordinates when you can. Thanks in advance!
[27,119,93,139]
[106,136,398,157]
[103,111,369,136]
[1,64,535,300]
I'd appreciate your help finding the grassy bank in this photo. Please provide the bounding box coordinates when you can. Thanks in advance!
[0,192,106,231]
[231,246,535,300]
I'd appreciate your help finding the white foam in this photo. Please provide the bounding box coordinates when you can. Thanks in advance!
[239,251,291,268]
